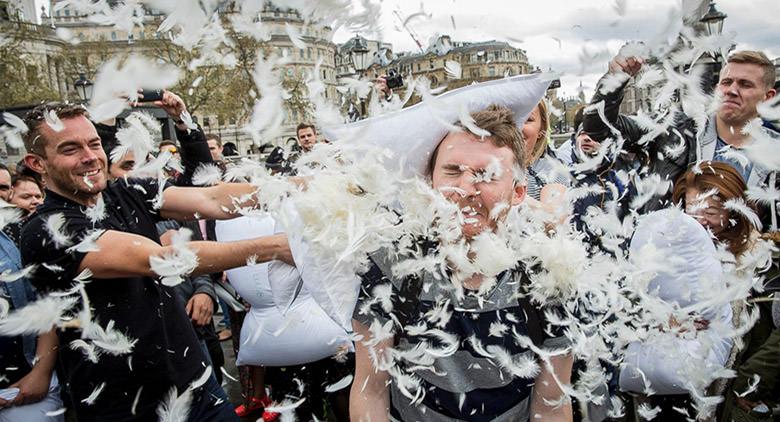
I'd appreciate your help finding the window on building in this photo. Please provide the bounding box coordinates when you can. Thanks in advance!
[430,76,439,87]
[416,63,421,72]
[111,31,117,40]
[471,69,480,78]
[429,59,434,69]
[300,49,304,58]
[307,48,311,59]
[64,9,70,16]
[488,66,496,77]
[322,69,326,80]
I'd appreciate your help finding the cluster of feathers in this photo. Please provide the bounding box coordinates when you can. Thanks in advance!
[1,0,780,421]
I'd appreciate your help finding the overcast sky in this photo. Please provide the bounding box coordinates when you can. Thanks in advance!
[332,0,780,100]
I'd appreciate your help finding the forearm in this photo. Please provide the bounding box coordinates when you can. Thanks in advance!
[349,378,390,422]
[32,329,58,376]
[188,234,290,276]
[161,183,261,221]
[352,319,392,421]
[530,397,572,422]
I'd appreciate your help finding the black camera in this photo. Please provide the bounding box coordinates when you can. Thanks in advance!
[385,70,404,89]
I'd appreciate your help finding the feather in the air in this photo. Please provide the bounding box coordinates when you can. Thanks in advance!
[81,382,106,405]
[149,228,199,286]
[45,213,73,249]
[192,163,224,186]
[156,386,193,422]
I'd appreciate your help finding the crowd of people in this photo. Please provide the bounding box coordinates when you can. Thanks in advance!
[0,45,778,422]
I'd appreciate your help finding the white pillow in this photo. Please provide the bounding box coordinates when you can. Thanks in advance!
[215,216,352,366]
[621,208,733,394]
[322,73,553,178]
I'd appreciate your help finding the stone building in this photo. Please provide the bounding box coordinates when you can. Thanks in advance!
[3,1,341,156]
[371,35,531,97]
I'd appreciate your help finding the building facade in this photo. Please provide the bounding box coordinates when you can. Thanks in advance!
[371,35,531,98]
[3,1,341,156]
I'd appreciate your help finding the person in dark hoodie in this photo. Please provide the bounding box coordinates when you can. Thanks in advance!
[568,113,638,255]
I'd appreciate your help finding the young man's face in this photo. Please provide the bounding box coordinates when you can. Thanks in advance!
[717,62,776,126]
[109,151,136,180]
[10,179,43,214]
[431,131,526,239]
[207,139,223,161]
[0,170,11,202]
[576,131,601,157]
[25,115,108,203]
[297,127,317,151]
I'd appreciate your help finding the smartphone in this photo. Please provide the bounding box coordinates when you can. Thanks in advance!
[139,89,164,102]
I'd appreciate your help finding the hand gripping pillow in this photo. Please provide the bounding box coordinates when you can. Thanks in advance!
[322,73,553,178]
[620,208,733,395]
[215,216,352,366]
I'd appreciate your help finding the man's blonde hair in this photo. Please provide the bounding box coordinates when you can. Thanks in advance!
[726,50,776,89]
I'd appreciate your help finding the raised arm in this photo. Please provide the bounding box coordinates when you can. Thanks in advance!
[529,352,573,422]
[78,229,291,279]
[582,55,647,149]
[350,319,392,422]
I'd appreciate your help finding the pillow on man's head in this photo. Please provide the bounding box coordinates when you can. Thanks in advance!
[322,73,553,178]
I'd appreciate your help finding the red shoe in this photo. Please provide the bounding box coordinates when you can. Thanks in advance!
[234,396,265,418]
[260,397,280,422]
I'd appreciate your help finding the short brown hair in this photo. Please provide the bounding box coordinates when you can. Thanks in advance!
[296,123,316,136]
[427,104,526,176]
[671,161,753,257]
[205,133,222,146]
[726,50,776,89]
[23,103,89,157]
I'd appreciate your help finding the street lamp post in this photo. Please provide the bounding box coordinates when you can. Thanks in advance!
[699,1,727,92]
[700,1,727,38]
[73,73,94,103]
[347,35,371,119]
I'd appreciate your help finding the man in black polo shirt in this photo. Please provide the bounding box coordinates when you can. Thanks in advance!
[19,102,291,421]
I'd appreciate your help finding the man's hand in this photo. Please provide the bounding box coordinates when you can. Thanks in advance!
[9,366,51,406]
[374,75,392,98]
[152,91,187,121]
[608,55,644,77]
[186,293,214,326]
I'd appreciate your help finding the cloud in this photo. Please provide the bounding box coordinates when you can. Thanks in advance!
[333,0,780,100]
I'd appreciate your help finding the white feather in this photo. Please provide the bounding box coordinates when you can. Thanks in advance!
[0,296,77,336]
[723,198,762,230]
[188,366,213,391]
[324,375,353,393]
[445,61,462,79]
[45,213,73,249]
[149,228,199,286]
[191,163,223,186]
[156,386,193,422]
[81,382,106,405]
[285,23,307,49]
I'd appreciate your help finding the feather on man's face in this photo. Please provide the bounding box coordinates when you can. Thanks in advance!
[431,131,526,239]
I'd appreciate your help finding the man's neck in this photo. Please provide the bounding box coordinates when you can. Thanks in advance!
[47,185,102,207]
[715,116,754,148]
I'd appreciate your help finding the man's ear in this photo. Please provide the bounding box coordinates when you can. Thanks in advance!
[23,153,46,176]
[765,88,777,101]
[511,183,527,206]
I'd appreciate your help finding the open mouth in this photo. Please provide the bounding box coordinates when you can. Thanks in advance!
[80,169,101,177]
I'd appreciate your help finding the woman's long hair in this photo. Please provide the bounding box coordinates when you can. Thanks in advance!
[671,161,754,257]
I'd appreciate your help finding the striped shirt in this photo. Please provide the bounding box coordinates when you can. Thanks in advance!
[354,248,567,422]
[527,152,571,201]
